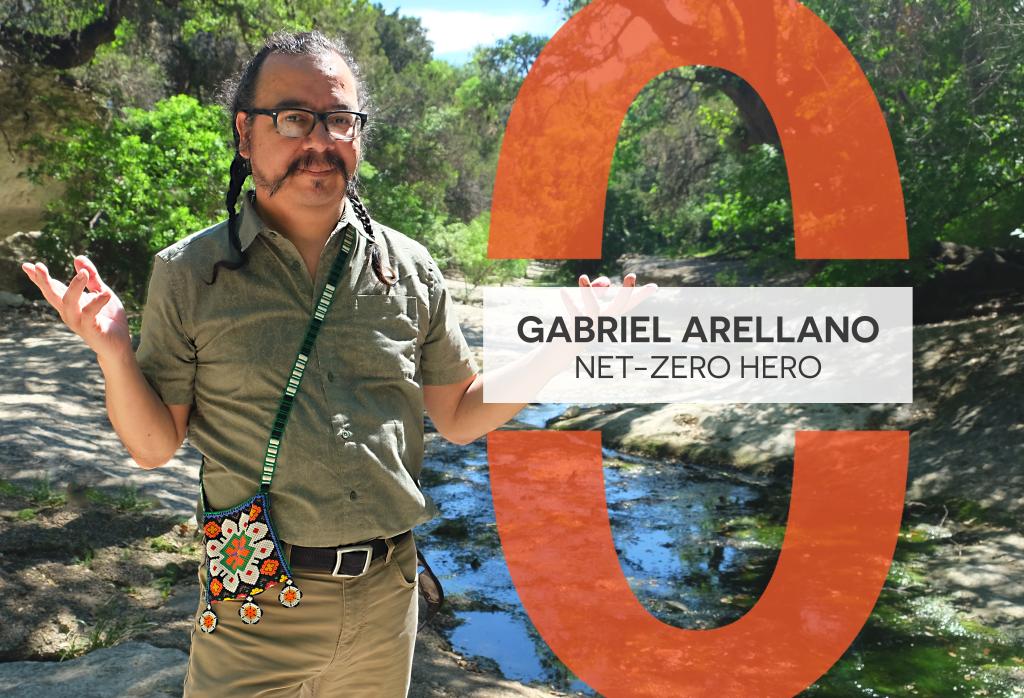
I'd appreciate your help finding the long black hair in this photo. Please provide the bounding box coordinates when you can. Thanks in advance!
[211,31,396,288]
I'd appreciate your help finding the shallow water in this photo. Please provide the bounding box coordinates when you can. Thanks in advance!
[419,404,772,694]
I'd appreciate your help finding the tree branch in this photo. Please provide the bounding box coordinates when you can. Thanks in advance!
[0,0,125,70]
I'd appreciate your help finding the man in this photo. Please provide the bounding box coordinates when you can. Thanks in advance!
[22,30,643,697]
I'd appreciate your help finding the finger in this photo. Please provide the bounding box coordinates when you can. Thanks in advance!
[580,281,600,317]
[20,262,47,297]
[589,276,611,303]
[612,280,659,315]
[63,268,90,324]
[574,275,602,315]
[623,273,637,287]
[559,287,582,318]
[74,255,110,294]
[27,262,69,309]
[81,288,111,321]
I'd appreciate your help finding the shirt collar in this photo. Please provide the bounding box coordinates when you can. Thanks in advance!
[237,190,359,252]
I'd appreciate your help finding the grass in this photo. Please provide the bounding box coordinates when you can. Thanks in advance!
[26,477,66,507]
[152,561,190,600]
[0,476,66,506]
[2,477,66,520]
[1,477,156,515]
[73,546,96,567]
[148,535,181,553]
[58,601,156,662]
[85,485,154,513]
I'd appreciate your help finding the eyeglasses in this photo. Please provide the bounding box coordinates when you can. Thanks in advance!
[247,108,367,141]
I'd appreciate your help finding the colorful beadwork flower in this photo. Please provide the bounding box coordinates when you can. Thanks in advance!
[239,601,262,624]
[198,609,218,633]
[204,521,221,538]
[206,511,274,593]
[279,584,302,608]
[209,578,223,597]
[260,559,279,576]
[248,504,262,521]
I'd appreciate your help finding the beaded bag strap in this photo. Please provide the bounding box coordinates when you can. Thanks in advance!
[257,224,357,491]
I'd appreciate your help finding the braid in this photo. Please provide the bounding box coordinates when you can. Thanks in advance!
[207,153,250,285]
[348,190,398,289]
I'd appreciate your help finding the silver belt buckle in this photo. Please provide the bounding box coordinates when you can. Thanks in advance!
[332,544,374,578]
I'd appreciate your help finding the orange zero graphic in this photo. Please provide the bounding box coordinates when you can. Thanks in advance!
[488,0,910,695]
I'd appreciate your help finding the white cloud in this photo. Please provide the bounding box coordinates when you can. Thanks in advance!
[411,9,551,55]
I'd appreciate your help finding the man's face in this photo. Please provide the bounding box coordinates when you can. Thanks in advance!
[236,51,361,209]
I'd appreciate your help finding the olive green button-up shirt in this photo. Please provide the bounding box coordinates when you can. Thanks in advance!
[135,191,479,546]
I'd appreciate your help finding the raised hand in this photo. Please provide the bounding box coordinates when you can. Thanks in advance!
[21,255,132,361]
[566,271,659,319]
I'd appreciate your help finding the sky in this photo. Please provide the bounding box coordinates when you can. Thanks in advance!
[373,0,568,64]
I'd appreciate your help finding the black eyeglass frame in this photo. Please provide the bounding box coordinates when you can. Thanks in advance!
[245,107,368,141]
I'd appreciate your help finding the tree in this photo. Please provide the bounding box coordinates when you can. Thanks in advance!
[23,95,233,303]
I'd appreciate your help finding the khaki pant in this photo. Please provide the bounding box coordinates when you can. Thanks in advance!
[183,533,419,697]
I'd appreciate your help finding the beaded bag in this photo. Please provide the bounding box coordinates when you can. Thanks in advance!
[196,225,356,633]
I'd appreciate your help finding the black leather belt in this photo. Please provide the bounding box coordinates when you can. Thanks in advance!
[288,530,412,578]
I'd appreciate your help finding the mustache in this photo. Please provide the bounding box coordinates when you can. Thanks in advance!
[266,152,352,197]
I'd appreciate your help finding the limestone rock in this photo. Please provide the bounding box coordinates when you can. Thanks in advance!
[0,230,43,296]
[0,642,188,697]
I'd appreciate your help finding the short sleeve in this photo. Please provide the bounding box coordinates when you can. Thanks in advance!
[420,261,479,385]
[135,254,196,405]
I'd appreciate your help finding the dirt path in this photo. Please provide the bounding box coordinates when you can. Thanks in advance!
[0,312,201,514]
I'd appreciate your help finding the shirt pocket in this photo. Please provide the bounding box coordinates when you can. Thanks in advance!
[343,294,420,380]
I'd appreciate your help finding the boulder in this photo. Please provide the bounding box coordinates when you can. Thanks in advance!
[617,253,816,287]
[915,241,1024,323]
[0,642,188,697]
[0,230,43,296]
[0,291,25,307]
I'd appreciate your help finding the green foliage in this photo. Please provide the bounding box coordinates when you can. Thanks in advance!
[803,0,1024,285]
[0,476,67,508]
[85,485,155,513]
[0,0,109,37]
[11,1,549,293]
[698,144,792,255]
[23,94,233,304]
[436,213,528,299]
[58,601,155,662]
[15,0,1019,297]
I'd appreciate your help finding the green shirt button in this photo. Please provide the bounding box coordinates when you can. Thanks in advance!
[327,371,335,382]
[349,490,358,501]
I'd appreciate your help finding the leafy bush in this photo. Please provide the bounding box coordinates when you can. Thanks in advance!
[696,144,792,262]
[436,213,528,299]
[23,94,233,304]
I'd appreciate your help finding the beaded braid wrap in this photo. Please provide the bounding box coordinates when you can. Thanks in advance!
[197,224,357,634]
